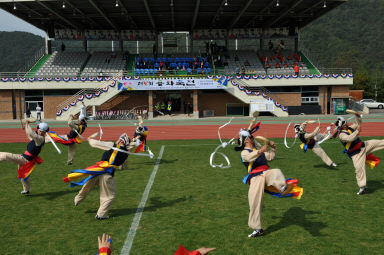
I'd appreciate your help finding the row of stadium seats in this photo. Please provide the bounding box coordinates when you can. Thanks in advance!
[135,67,212,75]
[32,50,313,77]
[224,51,266,75]
[35,51,89,77]
[135,54,210,71]
[81,52,126,77]
[259,49,308,75]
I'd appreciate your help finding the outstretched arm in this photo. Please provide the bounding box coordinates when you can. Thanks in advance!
[137,115,143,128]
[68,114,77,129]
[25,121,45,146]
[241,145,268,162]
[304,126,320,139]
[88,132,113,150]
[264,141,276,161]
[350,114,362,129]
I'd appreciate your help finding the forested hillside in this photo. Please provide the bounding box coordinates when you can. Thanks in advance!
[300,0,384,99]
[0,31,44,72]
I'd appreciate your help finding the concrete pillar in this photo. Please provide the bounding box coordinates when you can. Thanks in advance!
[294,37,298,52]
[119,37,124,52]
[83,38,88,52]
[193,90,199,119]
[225,39,228,50]
[155,33,159,56]
[148,90,154,119]
[92,105,96,116]
[190,38,194,53]
[45,33,52,54]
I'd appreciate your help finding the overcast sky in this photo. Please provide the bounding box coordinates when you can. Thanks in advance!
[0,8,45,37]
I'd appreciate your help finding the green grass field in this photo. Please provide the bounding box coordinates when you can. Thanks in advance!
[1,138,384,255]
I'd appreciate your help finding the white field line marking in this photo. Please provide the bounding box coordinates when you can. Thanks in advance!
[120,145,165,255]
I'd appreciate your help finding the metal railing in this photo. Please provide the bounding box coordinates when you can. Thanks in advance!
[17,46,46,73]
[234,79,289,106]
[56,72,123,114]
[0,72,28,78]
[318,67,353,74]
[299,43,353,75]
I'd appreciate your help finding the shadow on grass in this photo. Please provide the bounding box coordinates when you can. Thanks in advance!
[85,196,189,217]
[367,180,384,193]
[313,162,346,169]
[28,189,78,200]
[266,206,327,236]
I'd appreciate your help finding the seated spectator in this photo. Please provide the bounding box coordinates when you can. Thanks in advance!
[244,60,250,66]
[275,62,281,68]
[159,61,164,70]
[193,60,198,69]
[265,63,271,68]
[268,40,274,51]
[294,65,300,75]
[279,40,285,50]
[241,65,246,75]
[111,51,116,58]
[235,67,240,74]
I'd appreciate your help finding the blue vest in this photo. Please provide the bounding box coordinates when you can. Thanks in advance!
[241,149,269,184]
[23,137,45,161]
[341,127,364,157]
[298,133,315,152]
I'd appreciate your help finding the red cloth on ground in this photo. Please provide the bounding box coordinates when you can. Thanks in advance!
[174,245,202,255]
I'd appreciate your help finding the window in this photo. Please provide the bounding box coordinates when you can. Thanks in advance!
[301,97,319,104]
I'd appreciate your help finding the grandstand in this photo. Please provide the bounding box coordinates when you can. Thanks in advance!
[224,51,266,75]
[0,0,355,121]
[35,51,89,77]
[81,51,126,77]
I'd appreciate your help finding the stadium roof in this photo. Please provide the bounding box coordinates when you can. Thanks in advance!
[0,0,348,33]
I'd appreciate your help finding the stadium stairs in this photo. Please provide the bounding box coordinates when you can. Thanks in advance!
[299,52,319,75]
[228,79,288,117]
[25,54,51,78]
[55,73,122,120]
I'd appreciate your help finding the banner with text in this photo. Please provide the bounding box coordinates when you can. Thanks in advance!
[117,78,228,91]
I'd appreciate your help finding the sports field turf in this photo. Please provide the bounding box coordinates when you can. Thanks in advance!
[1,138,384,254]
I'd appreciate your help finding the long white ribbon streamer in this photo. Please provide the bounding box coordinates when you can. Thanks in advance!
[100,141,154,158]
[97,123,153,158]
[284,122,297,149]
[47,134,62,154]
[98,123,103,141]
[218,117,234,144]
[317,115,357,145]
[209,117,235,169]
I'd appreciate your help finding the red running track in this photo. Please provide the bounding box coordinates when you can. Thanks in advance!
[1,122,384,143]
